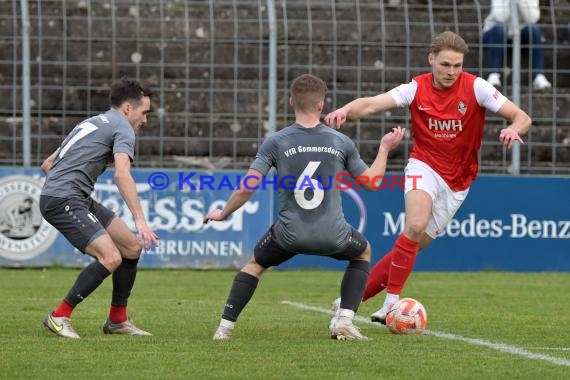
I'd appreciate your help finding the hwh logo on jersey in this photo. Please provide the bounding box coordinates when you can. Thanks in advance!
[428,118,463,132]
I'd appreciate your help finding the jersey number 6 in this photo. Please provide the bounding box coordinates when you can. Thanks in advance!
[294,161,324,210]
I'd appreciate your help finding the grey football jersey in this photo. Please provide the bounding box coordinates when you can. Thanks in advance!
[42,110,135,198]
[251,123,368,253]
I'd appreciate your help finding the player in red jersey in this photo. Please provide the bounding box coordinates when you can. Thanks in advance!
[325,31,531,324]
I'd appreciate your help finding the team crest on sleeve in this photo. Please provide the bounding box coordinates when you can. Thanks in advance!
[0,175,58,260]
[457,100,467,115]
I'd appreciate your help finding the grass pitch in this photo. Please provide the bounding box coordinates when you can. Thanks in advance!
[1,268,569,379]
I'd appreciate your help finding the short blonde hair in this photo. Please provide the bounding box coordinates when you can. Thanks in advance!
[431,31,469,55]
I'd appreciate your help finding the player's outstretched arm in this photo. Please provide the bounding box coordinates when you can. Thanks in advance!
[203,168,263,224]
[40,148,60,174]
[324,93,397,129]
[496,100,532,149]
[358,126,406,191]
[114,153,159,250]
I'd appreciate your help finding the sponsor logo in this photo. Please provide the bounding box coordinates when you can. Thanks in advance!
[428,118,463,132]
[93,179,263,261]
[0,175,58,261]
[382,212,570,239]
[418,105,432,111]
[47,315,63,332]
[458,100,467,115]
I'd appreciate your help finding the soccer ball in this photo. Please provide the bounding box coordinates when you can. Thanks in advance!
[385,297,427,334]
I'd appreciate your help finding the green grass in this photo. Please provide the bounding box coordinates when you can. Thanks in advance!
[1,269,569,379]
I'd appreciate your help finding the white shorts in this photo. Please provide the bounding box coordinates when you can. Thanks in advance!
[404,158,469,239]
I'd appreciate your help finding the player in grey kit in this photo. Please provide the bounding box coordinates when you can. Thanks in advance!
[40,77,159,339]
[204,74,404,340]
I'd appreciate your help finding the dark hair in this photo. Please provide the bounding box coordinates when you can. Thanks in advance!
[290,74,328,112]
[109,77,152,108]
[431,31,469,55]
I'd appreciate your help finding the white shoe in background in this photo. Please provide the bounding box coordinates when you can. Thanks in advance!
[533,74,552,90]
[329,297,341,330]
[486,73,501,87]
[331,297,341,314]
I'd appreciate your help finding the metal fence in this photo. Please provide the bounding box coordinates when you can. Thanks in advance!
[1,0,569,174]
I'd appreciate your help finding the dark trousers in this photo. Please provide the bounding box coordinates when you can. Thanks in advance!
[483,22,545,79]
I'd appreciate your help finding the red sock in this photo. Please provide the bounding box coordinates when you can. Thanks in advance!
[109,305,127,324]
[363,251,392,301]
[52,300,75,318]
[387,234,419,295]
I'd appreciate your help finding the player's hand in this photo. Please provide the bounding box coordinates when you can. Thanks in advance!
[499,127,525,149]
[135,220,159,251]
[380,126,406,152]
[203,209,225,224]
[324,109,347,129]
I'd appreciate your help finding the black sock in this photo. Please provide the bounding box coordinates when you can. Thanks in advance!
[222,271,259,322]
[340,260,369,312]
[64,261,111,307]
[112,257,139,306]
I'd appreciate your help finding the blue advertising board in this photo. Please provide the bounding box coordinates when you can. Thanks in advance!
[0,168,272,269]
[279,175,570,271]
[0,168,568,271]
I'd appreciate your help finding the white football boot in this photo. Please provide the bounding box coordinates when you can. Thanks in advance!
[43,312,80,339]
[370,304,391,325]
[331,321,368,340]
[330,309,369,341]
[102,318,152,336]
[213,326,234,340]
[371,295,399,325]
[213,319,235,341]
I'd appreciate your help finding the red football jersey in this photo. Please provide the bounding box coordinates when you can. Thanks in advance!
[408,72,487,191]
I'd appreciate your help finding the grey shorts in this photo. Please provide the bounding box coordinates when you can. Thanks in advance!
[39,195,115,252]
[253,225,368,268]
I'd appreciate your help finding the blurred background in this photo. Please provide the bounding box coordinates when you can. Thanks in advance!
[2,0,569,174]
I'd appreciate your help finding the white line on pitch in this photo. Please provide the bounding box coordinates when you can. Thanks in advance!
[532,348,570,351]
[281,300,570,368]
